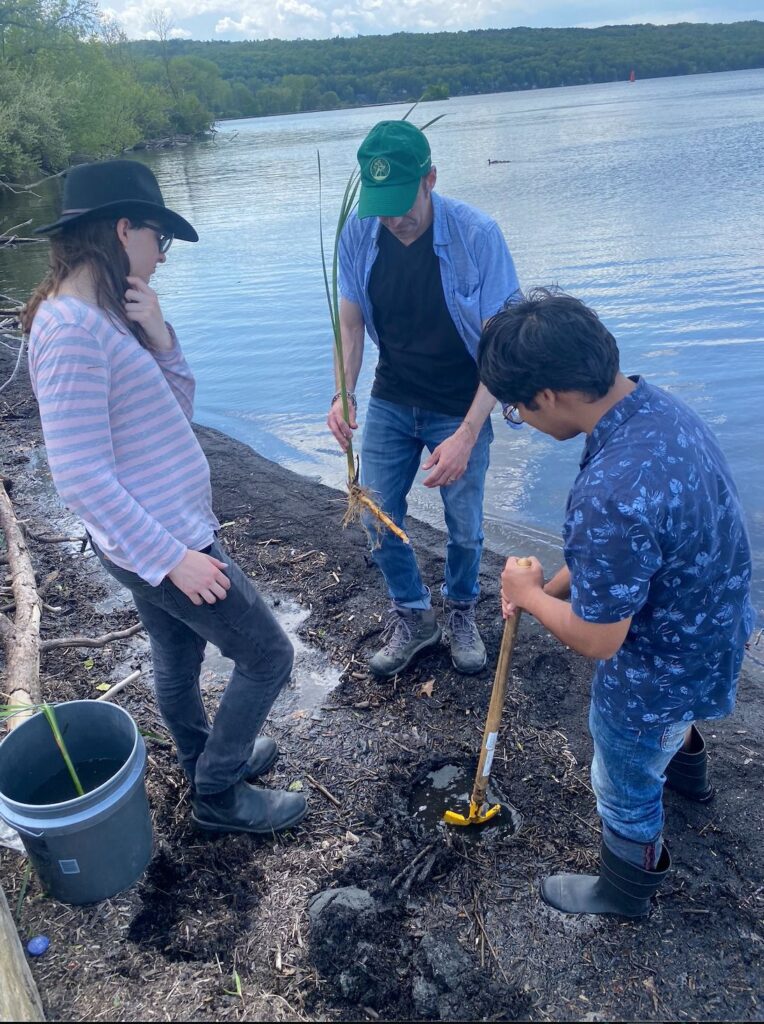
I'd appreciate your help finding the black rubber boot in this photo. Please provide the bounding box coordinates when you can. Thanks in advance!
[665,724,715,803]
[244,736,279,781]
[540,843,671,918]
[192,781,307,835]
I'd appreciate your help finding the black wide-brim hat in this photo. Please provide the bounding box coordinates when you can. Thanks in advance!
[35,159,198,242]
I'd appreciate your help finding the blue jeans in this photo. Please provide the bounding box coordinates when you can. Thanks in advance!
[589,702,690,868]
[93,539,294,796]
[360,396,493,609]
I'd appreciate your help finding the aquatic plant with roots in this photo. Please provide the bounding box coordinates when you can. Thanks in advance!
[318,104,445,545]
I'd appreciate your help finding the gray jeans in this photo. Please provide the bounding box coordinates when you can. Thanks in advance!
[93,539,294,795]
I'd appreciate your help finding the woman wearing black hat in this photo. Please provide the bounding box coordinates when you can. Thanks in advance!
[23,159,308,836]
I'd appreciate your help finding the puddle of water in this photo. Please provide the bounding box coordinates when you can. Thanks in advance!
[409,762,522,841]
[196,596,341,715]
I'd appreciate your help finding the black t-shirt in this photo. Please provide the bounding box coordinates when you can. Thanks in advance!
[368,223,479,417]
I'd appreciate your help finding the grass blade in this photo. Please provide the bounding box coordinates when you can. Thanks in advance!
[41,703,84,797]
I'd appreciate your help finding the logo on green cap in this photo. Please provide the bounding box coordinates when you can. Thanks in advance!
[369,157,391,182]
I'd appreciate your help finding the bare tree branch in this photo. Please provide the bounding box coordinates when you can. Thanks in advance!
[40,621,144,651]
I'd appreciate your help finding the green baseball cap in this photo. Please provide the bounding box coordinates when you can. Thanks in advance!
[357,120,432,219]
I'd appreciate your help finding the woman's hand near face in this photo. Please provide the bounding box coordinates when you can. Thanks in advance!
[124,276,173,351]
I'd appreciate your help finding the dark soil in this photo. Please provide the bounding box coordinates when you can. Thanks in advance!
[1,346,763,1022]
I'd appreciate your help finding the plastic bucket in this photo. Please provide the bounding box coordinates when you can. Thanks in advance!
[0,700,153,904]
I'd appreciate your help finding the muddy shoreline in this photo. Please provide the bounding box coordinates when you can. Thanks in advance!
[1,346,762,1022]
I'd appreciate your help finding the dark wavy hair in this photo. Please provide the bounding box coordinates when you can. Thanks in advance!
[477,288,620,408]
[22,218,149,348]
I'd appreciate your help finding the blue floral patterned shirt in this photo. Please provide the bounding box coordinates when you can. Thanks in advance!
[564,377,755,728]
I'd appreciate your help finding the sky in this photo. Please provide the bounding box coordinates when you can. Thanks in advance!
[101,1,762,43]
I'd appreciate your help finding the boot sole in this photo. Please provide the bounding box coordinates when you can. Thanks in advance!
[370,627,443,679]
[191,803,308,835]
[449,651,487,675]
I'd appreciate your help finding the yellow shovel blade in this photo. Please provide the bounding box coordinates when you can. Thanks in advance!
[443,800,501,827]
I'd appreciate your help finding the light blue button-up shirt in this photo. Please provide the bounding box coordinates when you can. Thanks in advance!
[338,191,521,360]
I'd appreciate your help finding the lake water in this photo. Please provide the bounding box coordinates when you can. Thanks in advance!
[1,69,762,625]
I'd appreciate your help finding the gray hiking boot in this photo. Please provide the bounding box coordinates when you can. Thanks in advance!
[369,607,441,679]
[443,600,487,674]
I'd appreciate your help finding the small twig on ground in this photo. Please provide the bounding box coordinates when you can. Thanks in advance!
[19,524,87,545]
[471,905,512,991]
[96,669,141,703]
[391,842,436,889]
[40,622,144,651]
[569,810,600,833]
[306,774,342,808]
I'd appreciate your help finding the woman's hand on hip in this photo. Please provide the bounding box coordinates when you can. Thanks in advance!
[167,550,231,605]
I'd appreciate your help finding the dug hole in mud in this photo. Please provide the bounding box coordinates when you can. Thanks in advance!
[1,346,763,1022]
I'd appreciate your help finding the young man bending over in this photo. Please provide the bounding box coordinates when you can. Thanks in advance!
[477,289,754,918]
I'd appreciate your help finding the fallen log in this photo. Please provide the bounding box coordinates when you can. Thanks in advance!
[0,885,45,1021]
[0,479,41,728]
[0,481,46,1021]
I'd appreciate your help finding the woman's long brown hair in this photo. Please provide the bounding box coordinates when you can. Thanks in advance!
[22,219,149,347]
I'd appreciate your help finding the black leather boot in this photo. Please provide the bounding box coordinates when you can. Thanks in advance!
[192,781,307,835]
[245,736,279,780]
[541,842,670,917]
[665,724,714,802]
[188,737,278,795]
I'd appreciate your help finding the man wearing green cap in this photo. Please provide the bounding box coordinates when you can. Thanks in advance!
[328,119,521,678]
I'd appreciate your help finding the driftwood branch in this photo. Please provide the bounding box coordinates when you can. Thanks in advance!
[0,480,41,728]
[0,334,26,396]
[40,622,144,651]
[96,669,141,702]
[0,885,45,1021]
[19,523,87,546]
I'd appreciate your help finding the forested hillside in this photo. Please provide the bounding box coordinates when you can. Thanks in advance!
[131,21,764,117]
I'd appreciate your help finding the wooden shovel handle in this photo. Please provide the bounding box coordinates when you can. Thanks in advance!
[469,556,531,809]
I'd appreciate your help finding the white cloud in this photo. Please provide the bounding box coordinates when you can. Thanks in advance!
[104,0,756,41]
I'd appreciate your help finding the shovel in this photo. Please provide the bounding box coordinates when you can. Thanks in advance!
[443,558,529,827]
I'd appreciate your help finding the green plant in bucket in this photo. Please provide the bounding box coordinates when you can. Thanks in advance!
[1,701,84,797]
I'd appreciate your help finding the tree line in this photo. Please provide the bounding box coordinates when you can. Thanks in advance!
[1,11,763,185]
[134,21,764,117]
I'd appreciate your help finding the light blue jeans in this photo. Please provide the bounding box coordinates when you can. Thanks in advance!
[360,396,493,609]
[589,702,690,869]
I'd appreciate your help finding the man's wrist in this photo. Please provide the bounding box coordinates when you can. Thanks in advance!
[459,419,478,442]
[522,585,549,619]
[332,390,357,408]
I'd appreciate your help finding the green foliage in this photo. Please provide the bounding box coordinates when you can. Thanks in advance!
[421,82,449,101]
[0,64,69,179]
[130,21,764,118]
[0,0,215,184]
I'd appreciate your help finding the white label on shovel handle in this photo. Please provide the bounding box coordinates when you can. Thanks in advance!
[483,732,498,777]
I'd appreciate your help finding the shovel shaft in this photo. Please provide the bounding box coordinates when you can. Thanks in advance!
[468,610,522,810]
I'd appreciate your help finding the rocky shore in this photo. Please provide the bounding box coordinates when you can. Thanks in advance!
[1,344,762,1022]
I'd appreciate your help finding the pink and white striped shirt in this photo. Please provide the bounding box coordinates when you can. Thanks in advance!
[28,297,219,586]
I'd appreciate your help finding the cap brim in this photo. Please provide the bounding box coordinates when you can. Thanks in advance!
[357,178,421,219]
[34,200,198,242]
